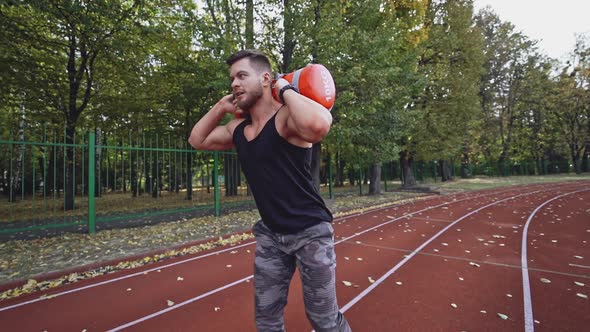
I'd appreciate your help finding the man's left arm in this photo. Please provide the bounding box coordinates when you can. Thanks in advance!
[276,78,333,143]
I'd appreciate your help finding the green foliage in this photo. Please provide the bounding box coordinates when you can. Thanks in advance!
[0,0,587,177]
[413,0,485,162]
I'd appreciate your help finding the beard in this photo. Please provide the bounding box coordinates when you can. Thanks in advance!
[237,83,263,111]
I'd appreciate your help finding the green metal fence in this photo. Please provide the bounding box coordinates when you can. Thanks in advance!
[0,128,583,238]
[0,131,254,238]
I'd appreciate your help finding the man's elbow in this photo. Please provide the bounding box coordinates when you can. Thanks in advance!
[308,121,331,143]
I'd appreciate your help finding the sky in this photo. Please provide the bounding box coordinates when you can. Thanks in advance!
[472,0,590,60]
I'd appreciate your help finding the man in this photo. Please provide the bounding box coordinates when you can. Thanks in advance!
[188,49,351,332]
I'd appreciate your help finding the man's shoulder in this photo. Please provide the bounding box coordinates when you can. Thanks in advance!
[227,117,247,136]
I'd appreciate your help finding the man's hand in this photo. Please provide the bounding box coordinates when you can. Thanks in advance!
[274,78,290,101]
[217,94,246,118]
[188,94,242,151]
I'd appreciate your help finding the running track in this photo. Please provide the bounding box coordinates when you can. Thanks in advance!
[1,181,589,331]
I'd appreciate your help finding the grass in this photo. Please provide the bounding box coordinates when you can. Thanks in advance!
[426,173,590,191]
[1,173,588,225]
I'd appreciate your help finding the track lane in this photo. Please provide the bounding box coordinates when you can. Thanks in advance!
[339,183,590,331]
[0,181,587,331]
[105,182,588,331]
[524,190,590,331]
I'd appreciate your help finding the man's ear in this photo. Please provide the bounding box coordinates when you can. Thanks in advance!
[261,72,272,87]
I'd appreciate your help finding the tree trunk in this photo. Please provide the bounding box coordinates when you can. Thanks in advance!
[400,150,417,188]
[440,160,453,182]
[460,142,470,178]
[10,99,26,202]
[224,153,239,196]
[64,124,76,210]
[335,152,345,187]
[121,140,126,193]
[498,152,508,176]
[151,157,159,198]
[570,143,584,174]
[281,0,295,73]
[131,152,138,197]
[460,162,470,178]
[245,0,254,48]
[368,163,382,195]
[185,152,193,200]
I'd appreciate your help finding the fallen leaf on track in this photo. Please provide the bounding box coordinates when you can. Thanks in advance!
[368,277,375,283]
[167,300,175,306]
[497,313,509,320]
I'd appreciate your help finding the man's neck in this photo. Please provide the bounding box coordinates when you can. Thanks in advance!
[248,95,282,125]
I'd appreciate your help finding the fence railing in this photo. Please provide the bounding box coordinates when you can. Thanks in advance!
[0,131,255,238]
[0,130,584,238]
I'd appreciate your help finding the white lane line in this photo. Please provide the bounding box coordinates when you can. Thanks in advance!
[411,216,454,223]
[347,241,590,279]
[106,189,513,330]
[1,184,578,321]
[339,187,554,313]
[521,188,590,332]
[0,241,255,312]
[0,193,452,312]
[106,275,254,332]
[569,264,590,269]
[107,185,577,331]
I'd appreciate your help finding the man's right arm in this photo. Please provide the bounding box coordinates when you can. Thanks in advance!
[188,95,239,151]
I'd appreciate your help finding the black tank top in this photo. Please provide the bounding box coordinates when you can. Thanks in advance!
[233,112,333,234]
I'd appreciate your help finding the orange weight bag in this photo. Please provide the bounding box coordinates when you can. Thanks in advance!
[273,64,336,111]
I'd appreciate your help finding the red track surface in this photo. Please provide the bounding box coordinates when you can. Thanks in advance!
[1,181,589,331]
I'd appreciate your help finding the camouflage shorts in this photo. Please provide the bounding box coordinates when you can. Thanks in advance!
[252,220,351,332]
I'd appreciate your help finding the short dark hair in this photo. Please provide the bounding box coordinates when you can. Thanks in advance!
[226,49,272,73]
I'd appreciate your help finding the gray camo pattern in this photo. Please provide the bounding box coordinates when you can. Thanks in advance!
[252,220,352,332]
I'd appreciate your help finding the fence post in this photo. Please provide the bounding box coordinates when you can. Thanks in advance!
[214,151,220,216]
[88,132,96,234]
[358,167,363,195]
[383,167,388,192]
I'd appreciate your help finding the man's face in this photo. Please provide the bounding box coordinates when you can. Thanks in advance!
[229,58,265,111]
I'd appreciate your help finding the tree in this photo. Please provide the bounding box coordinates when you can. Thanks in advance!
[414,0,484,182]
[1,0,149,209]
[475,8,538,175]
[310,0,427,193]
[550,34,590,174]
